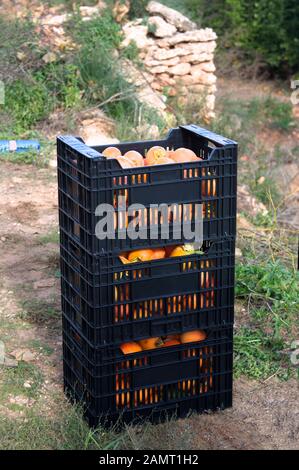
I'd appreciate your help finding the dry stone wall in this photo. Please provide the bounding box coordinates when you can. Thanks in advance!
[122,1,217,119]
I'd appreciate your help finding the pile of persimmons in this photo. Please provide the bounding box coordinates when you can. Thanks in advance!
[120,329,207,355]
[102,145,201,167]
[119,244,199,263]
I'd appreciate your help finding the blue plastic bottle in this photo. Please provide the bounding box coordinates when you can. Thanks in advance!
[0,140,40,153]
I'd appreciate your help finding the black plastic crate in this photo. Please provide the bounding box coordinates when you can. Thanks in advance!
[57,125,237,253]
[63,325,233,426]
[60,237,235,345]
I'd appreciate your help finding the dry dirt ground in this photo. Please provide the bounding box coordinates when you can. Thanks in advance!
[0,160,298,450]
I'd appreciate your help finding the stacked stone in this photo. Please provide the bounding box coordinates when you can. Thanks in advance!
[121,1,217,119]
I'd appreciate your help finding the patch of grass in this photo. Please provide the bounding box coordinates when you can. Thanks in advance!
[38,230,59,245]
[27,340,54,357]
[0,16,40,84]
[0,362,43,401]
[236,260,299,319]
[19,299,60,324]
[250,211,275,228]
[249,176,281,208]
[45,252,60,278]
[234,257,298,380]
[0,401,123,450]
[5,79,50,132]
[262,96,295,131]
[234,327,291,380]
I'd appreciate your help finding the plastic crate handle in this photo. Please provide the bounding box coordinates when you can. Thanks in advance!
[180,124,238,147]
[57,136,102,160]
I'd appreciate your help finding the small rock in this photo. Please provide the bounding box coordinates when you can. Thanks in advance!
[121,22,155,50]
[147,1,197,32]
[2,356,18,368]
[157,29,217,47]
[180,52,214,64]
[168,63,191,76]
[149,65,168,74]
[195,61,216,73]
[112,0,130,23]
[80,4,105,18]
[156,73,176,86]
[42,52,57,64]
[238,185,268,217]
[41,14,69,26]
[206,94,216,110]
[190,66,217,85]
[235,248,242,257]
[257,176,265,185]
[9,395,30,406]
[49,159,57,169]
[145,56,180,67]
[33,278,55,289]
[1,236,6,242]
[148,16,177,38]
[16,51,26,61]
[23,382,32,389]
[10,349,36,363]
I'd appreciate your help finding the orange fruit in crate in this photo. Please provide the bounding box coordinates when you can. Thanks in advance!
[124,150,144,167]
[116,156,134,169]
[180,329,207,344]
[153,156,175,165]
[164,245,175,257]
[146,146,167,165]
[169,246,187,257]
[127,249,153,262]
[151,247,166,260]
[166,149,176,159]
[120,342,142,355]
[138,337,162,350]
[172,148,200,163]
[102,146,122,158]
[164,334,180,342]
[162,339,180,347]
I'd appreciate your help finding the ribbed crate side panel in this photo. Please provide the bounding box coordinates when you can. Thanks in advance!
[60,239,235,344]
[62,326,233,427]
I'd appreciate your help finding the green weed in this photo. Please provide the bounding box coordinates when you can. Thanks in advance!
[19,299,60,324]
[0,402,123,450]
[38,230,59,245]
[234,327,291,380]
[0,362,43,402]
[27,340,54,357]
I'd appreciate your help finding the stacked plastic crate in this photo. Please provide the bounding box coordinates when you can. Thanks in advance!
[57,125,237,426]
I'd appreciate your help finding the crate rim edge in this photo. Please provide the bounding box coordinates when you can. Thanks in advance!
[57,124,238,167]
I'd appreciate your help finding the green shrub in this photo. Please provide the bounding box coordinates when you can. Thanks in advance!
[5,79,50,132]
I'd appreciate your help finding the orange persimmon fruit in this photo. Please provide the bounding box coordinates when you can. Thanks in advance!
[146,146,167,165]
[102,146,122,158]
[169,246,187,257]
[172,148,200,163]
[151,247,166,260]
[120,342,142,355]
[180,329,207,344]
[127,249,154,262]
[123,150,144,167]
[138,337,162,350]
